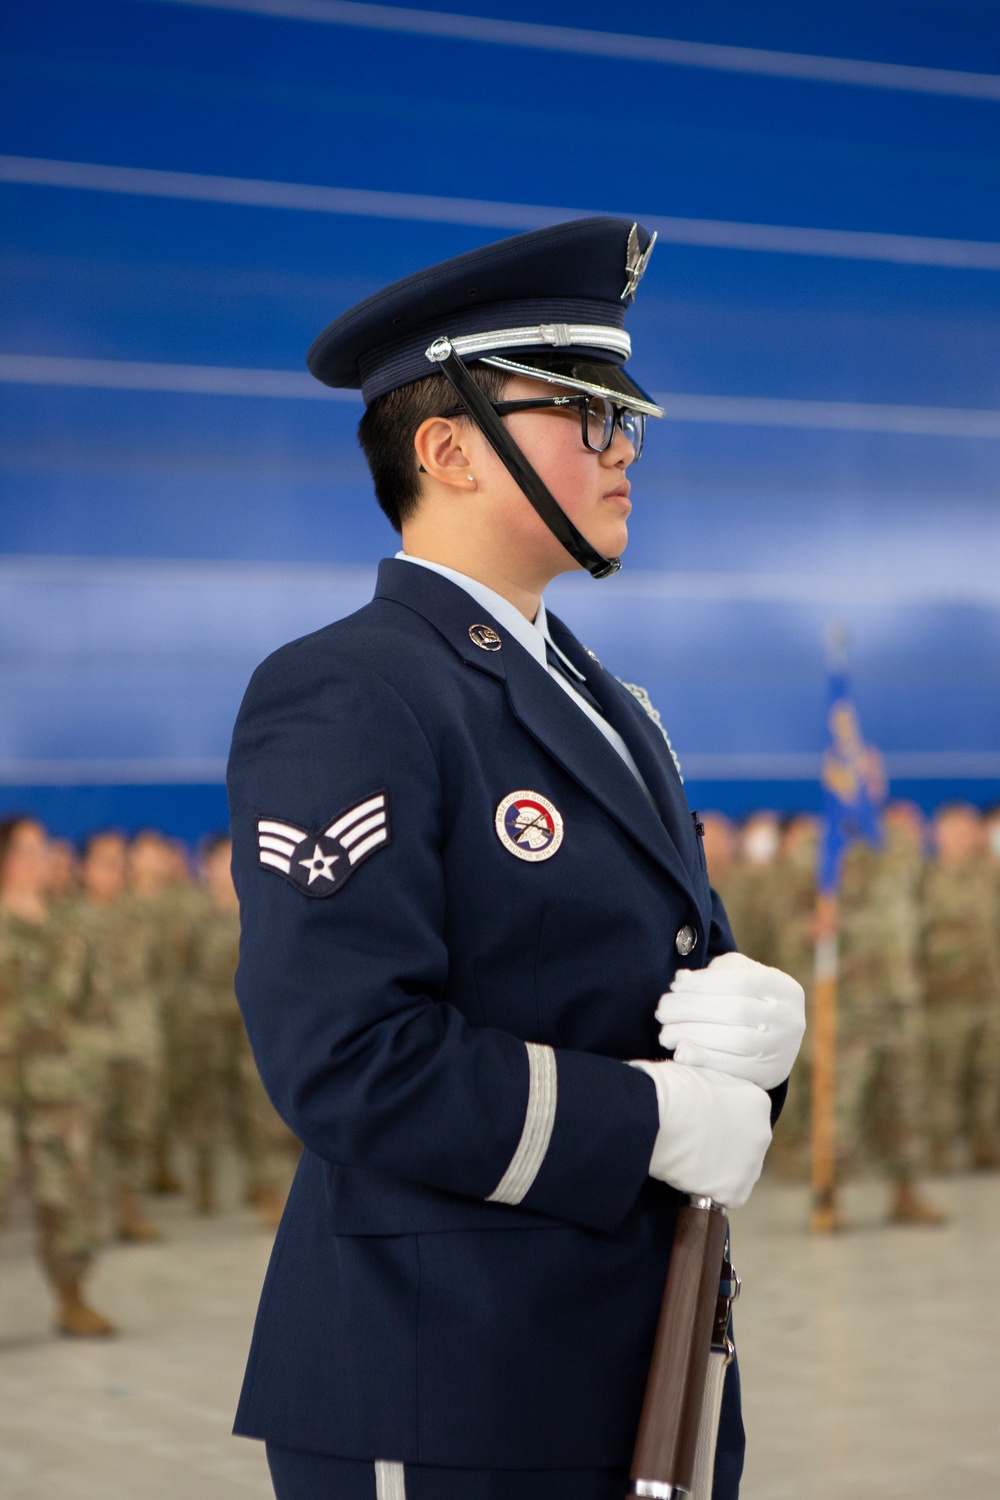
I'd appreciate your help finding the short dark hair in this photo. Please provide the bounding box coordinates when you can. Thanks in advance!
[200,831,232,859]
[357,364,511,531]
[0,815,40,879]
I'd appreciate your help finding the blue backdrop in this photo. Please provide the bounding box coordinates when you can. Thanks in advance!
[2,0,999,840]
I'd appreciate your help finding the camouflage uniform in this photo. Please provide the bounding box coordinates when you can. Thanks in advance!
[834,832,924,1181]
[136,884,198,1186]
[755,837,816,1178]
[68,896,163,1195]
[0,907,101,1288]
[714,861,774,968]
[184,896,298,1195]
[920,858,1000,1169]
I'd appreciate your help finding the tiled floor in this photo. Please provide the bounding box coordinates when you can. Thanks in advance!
[733,1172,1000,1498]
[1,1171,996,1498]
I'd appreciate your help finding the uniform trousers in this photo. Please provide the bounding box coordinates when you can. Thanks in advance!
[923,1002,989,1167]
[267,1406,744,1500]
[266,1449,626,1500]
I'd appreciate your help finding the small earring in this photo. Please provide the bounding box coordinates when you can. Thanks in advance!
[467,474,475,482]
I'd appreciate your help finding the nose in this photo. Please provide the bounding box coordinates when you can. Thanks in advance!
[604,421,635,466]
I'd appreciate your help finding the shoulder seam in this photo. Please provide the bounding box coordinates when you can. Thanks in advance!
[253,639,443,792]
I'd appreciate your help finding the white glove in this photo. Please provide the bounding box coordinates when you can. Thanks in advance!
[656,951,806,1092]
[630,1059,772,1208]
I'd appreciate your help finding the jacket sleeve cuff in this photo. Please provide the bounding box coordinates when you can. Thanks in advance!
[518,1048,659,1233]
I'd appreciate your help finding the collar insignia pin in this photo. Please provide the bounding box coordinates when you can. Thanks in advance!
[469,623,502,651]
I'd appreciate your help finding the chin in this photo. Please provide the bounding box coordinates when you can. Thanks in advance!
[597,523,629,558]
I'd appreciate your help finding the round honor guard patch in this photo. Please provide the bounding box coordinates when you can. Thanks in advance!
[469,623,502,651]
[495,791,564,862]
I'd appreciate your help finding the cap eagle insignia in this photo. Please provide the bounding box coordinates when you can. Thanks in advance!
[621,223,658,302]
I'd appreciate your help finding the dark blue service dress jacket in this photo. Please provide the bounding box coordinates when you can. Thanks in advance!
[228,558,764,1488]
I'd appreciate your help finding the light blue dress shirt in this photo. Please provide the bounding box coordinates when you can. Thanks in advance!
[396,553,652,800]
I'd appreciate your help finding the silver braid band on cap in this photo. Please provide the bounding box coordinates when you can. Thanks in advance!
[487,1042,558,1206]
[426,323,631,362]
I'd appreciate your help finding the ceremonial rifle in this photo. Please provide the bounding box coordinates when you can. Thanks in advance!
[628,1196,739,1500]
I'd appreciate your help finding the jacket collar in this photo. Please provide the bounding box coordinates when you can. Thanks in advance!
[375,559,697,901]
[393,553,553,672]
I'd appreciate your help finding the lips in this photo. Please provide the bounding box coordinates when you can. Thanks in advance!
[604,481,631,501]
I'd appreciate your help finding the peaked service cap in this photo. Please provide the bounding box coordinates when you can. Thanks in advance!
[306,217,662,413]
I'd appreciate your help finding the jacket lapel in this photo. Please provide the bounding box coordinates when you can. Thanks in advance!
[500,646,697,899]
[546,613,708,914]
[375,560,697,899]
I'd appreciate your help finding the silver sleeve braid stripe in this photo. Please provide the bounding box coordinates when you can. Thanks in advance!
[374,1461,407,1500]
[486,1041,558,1205]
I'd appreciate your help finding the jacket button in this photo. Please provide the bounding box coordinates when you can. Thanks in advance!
[675,925,698,956]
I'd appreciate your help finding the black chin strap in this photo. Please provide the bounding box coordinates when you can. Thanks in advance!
[429,342,621,580]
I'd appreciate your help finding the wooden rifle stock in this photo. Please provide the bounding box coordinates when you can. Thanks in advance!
[628,1197,730,1499]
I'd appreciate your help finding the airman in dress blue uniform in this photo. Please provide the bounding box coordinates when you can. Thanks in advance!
[228,219,805,1500]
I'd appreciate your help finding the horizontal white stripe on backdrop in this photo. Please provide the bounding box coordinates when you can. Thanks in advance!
[4,556,1000,609]
[3,156,1000,271]
[2,557,997,779]
[5,752,1000,786]
[135,0,1000,101]
[3,354,1000,440]
[0,354,349,400]
[681,752,1000,781]
[0,759,229,784]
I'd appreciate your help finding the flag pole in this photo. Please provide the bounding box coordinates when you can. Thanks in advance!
[811,621,848,1235]
[810,889,839,1233]
[809,623,884,1234]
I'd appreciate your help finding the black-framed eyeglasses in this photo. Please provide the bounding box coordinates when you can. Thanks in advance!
[442,394,645,461]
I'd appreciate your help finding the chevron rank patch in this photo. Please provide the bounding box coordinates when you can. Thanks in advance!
[256,792,390,898]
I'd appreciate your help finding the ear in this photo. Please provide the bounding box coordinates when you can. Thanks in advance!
[413,416,476,490]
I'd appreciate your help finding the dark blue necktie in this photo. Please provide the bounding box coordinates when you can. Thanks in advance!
[544,641,604,716]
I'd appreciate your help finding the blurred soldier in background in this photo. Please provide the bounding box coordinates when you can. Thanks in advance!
[751,805,943,1219]
[741,809,781,871]
[835,809,944,1224]
[0,816,113,1336]
[883,800,926,852]
[701,812,741,934]
[182,835,298,1227]
[163,839,194,888]
[738,810,784,962]
[921,804,1000,1171]
[703,811,767,959]
[130,830,191,1198]
[73,831,164,1242]
[47,838,79,901]
[756,814,818,1179]
[4,787,993,1338]
[986,804,1000,866]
